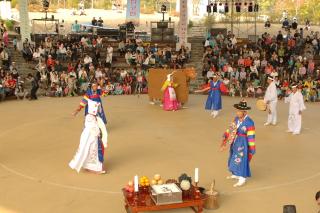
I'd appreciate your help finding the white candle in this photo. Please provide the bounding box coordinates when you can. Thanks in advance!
[134,175,139,192]
[195,168,199,183]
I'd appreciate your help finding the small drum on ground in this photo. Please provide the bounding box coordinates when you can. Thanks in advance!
[256,99,267,111]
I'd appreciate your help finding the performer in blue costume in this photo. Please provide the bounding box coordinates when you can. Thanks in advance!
[73,82,107,124]
[195,74,228,118]
[220,100,256,187]
[73,82,107,170]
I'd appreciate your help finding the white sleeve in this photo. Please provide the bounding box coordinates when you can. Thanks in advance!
[299,93,306,111]
[97,117,108,148]
[284,93,292,104]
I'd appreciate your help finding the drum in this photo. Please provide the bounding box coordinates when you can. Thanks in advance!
[256,99,267,111]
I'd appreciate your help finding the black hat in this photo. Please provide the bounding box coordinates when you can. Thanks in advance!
[234,100,251,110]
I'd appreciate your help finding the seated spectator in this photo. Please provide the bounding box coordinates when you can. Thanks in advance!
[105,81,114,95]
[15,81,27,100]
[309,87,317,102]
[67,75,77,96]
[96,36,103,49]
[3,74,16,96]
[33,49,41,62]
[91,17,97,26]
[123,83,132,95]
[246,83,255,97]
[0,48,10,68]
[47,55,55,71]
[54,60,64,73]
[113,83,123,95]
[97,17,103,27]
[57,44,67,61]
[83,54,92,70]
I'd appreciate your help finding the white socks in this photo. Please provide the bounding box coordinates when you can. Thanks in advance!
[227,175,246,187]
[233,177,246,187]
[211,110,219,118]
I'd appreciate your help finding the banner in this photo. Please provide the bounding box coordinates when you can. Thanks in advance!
[126,0,140,23]
[178,0,188,46]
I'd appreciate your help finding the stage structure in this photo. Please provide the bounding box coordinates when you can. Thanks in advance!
[206,0,259,42]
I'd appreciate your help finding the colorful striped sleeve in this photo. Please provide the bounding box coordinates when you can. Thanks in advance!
[247,125,256,155]
[79,94,89,107]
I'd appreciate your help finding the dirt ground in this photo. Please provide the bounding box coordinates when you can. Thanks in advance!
[0,95,319,213]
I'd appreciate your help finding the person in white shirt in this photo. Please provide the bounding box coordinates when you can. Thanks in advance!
[78,67,87,79]
[84,55,92,65]
[263,76,278,126]
[95,68,103,79]
[206,69,215,79]
[106,44,113,64]
[58,44,67,61]
[33,49,41,61]
[285,84,306,135]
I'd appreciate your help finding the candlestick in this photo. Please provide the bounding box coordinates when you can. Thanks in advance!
[134,175,139,192]
[195,168,199,183]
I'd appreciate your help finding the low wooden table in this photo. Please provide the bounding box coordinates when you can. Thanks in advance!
[122,188,207,213]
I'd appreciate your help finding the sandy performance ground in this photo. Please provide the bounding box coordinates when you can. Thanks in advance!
[0,95,319,213]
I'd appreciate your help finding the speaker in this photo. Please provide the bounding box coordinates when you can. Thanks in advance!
[163,28,174,35]
[248,3,253,12]
[236,3,241,13]
[224,3,229,13]
[212,3,217,12]
[157,22,168,28]
[207,5,211,13]
[151,28,163,35]
[283,205,296,213]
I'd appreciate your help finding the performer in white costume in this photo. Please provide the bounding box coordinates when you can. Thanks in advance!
[263,76,278,126]
[285,84,306,135]
[69,99,108,174]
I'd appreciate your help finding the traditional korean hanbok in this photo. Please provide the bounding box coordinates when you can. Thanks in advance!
[161,75,180,111]
[80,88,107,124]
[205,80,227,117]
[227,115,256,178]
[69,100,108,173]
[264,77,278,125]
[285,89,306,135]
[222,100,256,187]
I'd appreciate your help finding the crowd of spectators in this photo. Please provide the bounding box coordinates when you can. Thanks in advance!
[2,18,320,103]
[201,28,320,102]
[1,26,191,102]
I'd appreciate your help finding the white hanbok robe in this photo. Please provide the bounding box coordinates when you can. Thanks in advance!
[285,91,306,134]
[69,114,108,172]
[264,81,278,124]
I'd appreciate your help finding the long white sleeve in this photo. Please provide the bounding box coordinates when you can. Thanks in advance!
[264,82,278,102]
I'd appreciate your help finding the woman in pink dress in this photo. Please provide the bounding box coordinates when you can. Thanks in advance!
[3,29,9,47]
[161,73,180,111]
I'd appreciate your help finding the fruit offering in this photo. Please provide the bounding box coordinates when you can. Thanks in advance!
[151,174,164,185]
[125,180,134,193]
[139,176,150,187]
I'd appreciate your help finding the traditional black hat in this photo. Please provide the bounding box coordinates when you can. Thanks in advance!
[234,99,251,110]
